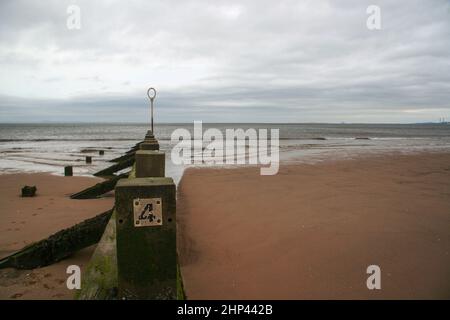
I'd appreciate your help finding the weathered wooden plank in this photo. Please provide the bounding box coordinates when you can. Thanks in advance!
[0,208,114,270]
[93,157,135,177]
[70,173,128,199]
[109,152,135,163]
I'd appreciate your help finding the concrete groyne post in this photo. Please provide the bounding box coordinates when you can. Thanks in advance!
[115,177,176,299]
[114,88,177,299]
[140,142,160,150]
[86,156,92,164]
[115,150,176,300]
[135,150,165,178]
[141,130,160,150]
[64,166,73,176]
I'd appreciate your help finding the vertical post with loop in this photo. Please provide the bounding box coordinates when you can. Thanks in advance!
[147,88,156,133]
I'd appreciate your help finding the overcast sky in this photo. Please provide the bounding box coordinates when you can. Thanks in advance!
[0,0,449,123]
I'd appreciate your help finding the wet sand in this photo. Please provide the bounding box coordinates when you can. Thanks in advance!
[177,152,450,299]
[0,173,114,299]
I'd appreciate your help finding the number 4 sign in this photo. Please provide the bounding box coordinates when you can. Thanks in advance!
[133,198,162,227]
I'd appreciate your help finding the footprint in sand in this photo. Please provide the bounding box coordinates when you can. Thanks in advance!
[43,273,52,278]
[37,208,43,210]
[32,213,38,216]
[52,293,65,298]
[20,221,26,224]
[9,292,24,299]
[14,228,20,231]
[54,279,65,285]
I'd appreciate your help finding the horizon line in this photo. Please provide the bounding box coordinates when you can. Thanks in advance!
[0,121,448,125]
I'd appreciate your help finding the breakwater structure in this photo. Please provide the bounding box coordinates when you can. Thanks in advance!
[0,88,185,300]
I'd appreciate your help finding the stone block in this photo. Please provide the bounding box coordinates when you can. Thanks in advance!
[135,150,165,178]
[115,178,176,299]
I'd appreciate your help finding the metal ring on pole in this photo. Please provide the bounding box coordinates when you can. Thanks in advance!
[147,87,156,133]
[147,87,156,101]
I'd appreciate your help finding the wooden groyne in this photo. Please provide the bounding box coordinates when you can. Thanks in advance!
[93,156,135,177]
[0,208,113,269]
[1,87,184,299]
[70,172,129,199]
[77,130,184,300]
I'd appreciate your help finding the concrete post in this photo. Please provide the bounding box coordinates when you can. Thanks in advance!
[144,138,158,144]
[99,150,105,155]
[135,150,165,178]
[140,142,160,151]
[115,177,176,299]
[64,166,73,176]
[86,156,92,164]
[145,130,154,139]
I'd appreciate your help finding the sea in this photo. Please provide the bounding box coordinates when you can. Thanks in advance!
[1,123,450,184]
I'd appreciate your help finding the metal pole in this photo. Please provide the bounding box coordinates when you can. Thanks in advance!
[147,88,156,133]
[151,99,154,133]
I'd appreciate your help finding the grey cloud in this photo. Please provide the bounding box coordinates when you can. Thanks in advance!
[0,0,449,123]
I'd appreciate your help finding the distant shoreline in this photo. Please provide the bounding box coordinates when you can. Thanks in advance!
[0,121,449,125]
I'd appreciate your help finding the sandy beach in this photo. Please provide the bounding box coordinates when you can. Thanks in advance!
[0,173,114,299]
[1,152,449,300]
[177,152,450,299]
